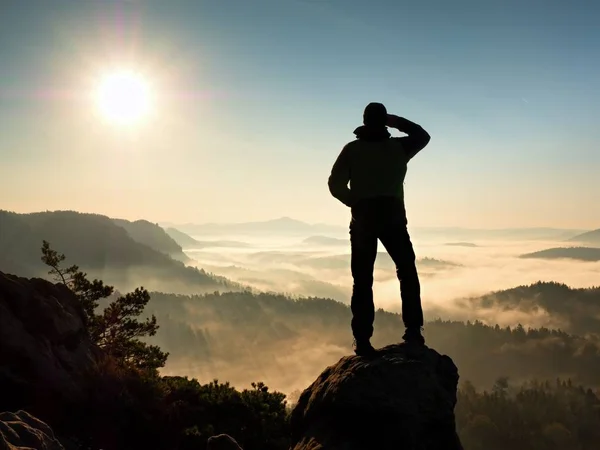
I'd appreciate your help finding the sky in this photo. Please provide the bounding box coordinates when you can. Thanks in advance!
[0,0,599,229]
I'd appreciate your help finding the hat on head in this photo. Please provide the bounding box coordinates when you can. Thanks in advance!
[363,102,387,127]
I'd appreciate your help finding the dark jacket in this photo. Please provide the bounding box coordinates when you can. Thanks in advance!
[328,116,431,208]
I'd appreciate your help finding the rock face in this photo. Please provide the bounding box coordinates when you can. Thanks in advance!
[290,344,463,450]
[0,272,98,421]
[207,434,244,450]
[0,410,64,450]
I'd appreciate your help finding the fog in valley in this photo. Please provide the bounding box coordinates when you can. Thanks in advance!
[142,222,600,397]
[180,225,600,323]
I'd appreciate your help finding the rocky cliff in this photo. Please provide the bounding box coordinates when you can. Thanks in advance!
[0,269,464,450]
[0,410,64,450]
[290,344,463,450]
[0,271,98,423]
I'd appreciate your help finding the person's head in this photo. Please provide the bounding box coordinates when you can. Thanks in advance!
[363,102,387,127]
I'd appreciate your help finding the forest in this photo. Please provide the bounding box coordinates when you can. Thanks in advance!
[3,240,600,450]
[145,289,600,392]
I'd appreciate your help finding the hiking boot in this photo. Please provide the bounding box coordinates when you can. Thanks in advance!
[353,338,377,356]
[402,327,425,346]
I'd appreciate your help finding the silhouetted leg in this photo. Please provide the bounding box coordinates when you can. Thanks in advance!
[379,225,423,330]
[349,219,378,342]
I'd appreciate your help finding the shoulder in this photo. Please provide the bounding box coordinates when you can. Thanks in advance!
[340,140,360,155]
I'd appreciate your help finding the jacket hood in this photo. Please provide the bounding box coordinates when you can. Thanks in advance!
[353,125,391,141]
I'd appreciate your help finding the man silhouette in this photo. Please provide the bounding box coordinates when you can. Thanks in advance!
[328,102,431,355]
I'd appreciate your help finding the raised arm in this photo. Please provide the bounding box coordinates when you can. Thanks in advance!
[327,144,353,207]
[387,114,431,160]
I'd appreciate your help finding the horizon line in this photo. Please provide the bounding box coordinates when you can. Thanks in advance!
[3,208,595,232]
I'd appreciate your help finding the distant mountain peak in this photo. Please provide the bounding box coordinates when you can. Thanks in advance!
[270,216,305,224]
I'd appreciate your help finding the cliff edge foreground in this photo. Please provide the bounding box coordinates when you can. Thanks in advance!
[290,344,463,450]
[0,410,64,450]
[0,271,98,428]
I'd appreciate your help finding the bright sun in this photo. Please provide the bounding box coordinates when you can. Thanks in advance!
[94,70,152,125]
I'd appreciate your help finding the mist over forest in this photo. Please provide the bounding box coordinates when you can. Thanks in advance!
[3,210,600,397]
[3,210,600,450]
[138,219,600,396]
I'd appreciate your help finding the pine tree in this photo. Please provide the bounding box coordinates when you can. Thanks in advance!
[41,240,168,371]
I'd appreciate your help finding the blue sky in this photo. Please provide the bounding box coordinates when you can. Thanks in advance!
[1,0,598,228]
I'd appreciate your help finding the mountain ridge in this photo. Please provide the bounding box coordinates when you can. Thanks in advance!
[0,210,239,294]
[568,228,600,246]
[112,218,190,262]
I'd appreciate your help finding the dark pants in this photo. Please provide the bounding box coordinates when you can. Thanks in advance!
[349,197,423,341]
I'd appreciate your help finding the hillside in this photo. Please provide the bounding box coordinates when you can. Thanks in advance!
[0,270,289,450]
[520,246,600,262]
[568,228,600,246]
[112,218,190,262]
[165,227,202,247]
[0,210,237,294]
[146,287,600,394]
[460,281,600,336]
[7,269,600,450]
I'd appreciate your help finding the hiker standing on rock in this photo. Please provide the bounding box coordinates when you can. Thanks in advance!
[328,102,431,356]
